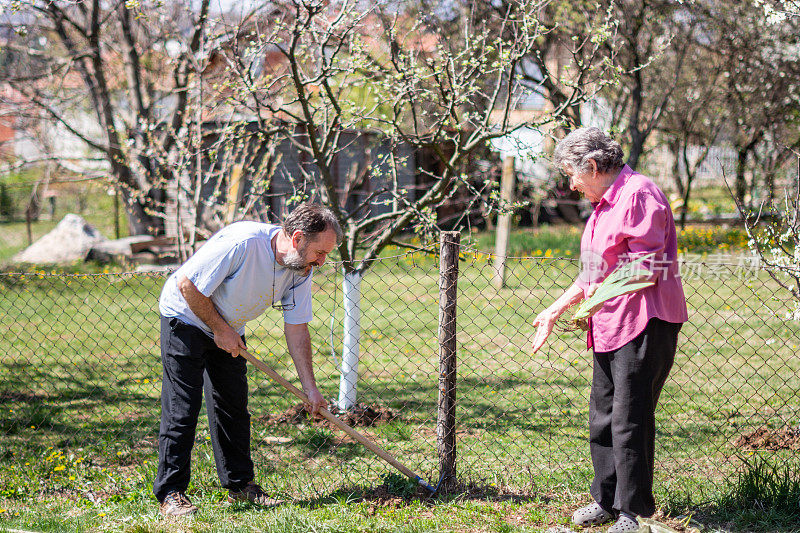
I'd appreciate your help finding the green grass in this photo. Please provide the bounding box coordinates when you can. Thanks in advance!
[1,254,799,531]
[677,185,739,217]
[464,220,749,259]
[714,456,800,531]
[0,490,584,532]
[469,225,582,257]
[664,455,800,533]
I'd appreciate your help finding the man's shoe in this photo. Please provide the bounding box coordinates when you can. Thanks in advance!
[160,491,198,517]
[607,513,639,533]
[571,502,614,527]
[227,481,284,507]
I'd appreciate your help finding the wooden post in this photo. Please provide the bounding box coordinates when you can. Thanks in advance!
[114,184,120,239]
[225,164,244,224]
[25,206,32,246]
[25,178,42,246]
[493,155,515,289]
[438,230,460,488]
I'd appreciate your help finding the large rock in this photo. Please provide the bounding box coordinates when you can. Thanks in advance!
[13,213,107,264]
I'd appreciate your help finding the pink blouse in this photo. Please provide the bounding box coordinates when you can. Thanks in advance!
[575,165,688,352]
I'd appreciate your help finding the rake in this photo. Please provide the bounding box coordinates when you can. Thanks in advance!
[239,348,439,493]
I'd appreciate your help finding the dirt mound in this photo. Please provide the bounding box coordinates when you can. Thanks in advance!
[734,426,800,451]
[261,402,399,428]
[333,403,398,427]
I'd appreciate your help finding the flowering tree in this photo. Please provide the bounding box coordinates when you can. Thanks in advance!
[215,0,618,407]
[728,1,800,320]
[219,0,616,270]
[1,1,219,235]
[737,156,800,319]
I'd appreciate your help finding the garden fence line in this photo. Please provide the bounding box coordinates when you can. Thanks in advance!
[1,245,798,503]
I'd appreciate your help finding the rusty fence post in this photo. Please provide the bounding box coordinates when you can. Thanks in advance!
[438,230,460,488]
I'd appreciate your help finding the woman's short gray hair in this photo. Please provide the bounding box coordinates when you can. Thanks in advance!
[553,127,625,175]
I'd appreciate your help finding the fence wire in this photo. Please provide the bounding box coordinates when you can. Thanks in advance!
[0,251,798,505]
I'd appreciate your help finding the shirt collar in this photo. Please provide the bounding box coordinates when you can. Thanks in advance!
[596,164,633,209]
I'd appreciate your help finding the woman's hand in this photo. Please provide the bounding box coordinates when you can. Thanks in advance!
[531,308,559,353]
[531,283,587,353]
[584,284,604,317]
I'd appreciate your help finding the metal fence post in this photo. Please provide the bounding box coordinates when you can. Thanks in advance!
[438,230,460,488]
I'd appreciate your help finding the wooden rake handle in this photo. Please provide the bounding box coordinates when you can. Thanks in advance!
[239,348,434,491]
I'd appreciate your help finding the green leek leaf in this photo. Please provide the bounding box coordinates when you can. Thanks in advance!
[572,253,657,320]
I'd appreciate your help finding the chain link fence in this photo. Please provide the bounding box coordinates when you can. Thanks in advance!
[1,247,798,504]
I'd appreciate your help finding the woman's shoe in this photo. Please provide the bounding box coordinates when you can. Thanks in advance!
[607,513,639,533]
[571,502,614,527]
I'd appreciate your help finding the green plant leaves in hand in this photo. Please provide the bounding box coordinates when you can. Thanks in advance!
[572,253,657,321]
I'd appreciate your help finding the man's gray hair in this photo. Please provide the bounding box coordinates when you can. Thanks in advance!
[553,127,625,175]
[283,203,343,243]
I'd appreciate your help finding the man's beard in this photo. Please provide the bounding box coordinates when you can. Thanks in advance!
[283,242,310,272]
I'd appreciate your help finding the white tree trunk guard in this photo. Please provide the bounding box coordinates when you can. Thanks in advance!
[337,270,362,410]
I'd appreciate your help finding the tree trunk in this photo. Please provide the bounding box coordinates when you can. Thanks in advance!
[679,173,694,230]
[626,69,645,171]
[493,156,515,290]
[678,141,695,229]
[764,164,776,205]
[117,173,165,236]
[671,139,685,198]
[627,128,645,171]
[735,148,748,206]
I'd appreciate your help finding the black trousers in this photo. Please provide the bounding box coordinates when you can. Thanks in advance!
[589,317,681,517]
[153,316,254,502]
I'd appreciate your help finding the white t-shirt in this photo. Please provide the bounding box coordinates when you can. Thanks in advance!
[159,221,313,336]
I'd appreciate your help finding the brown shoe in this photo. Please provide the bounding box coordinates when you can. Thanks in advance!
[160,491,198,517]
[227,481,284,507]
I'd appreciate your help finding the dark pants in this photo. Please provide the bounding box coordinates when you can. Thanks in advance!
[153,316,254,502]
[589,317,681,517]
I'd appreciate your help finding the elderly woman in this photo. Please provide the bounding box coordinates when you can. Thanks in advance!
[531,128,688,533]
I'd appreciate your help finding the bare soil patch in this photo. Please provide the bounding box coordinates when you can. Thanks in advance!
[734,426,800,451]
[260,402,399,428]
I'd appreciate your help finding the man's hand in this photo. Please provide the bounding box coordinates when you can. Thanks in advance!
[303,387,328,418]
[213,324,246,357]
[285,323,326,418]
[177,275,242,355]
[531,308,558,353]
